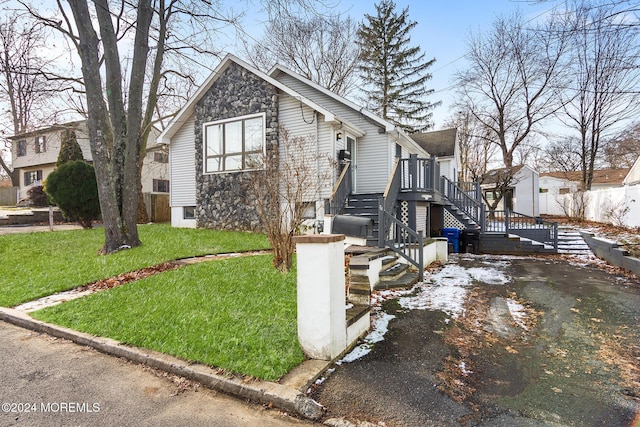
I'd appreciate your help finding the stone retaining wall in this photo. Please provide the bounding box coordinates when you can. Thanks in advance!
[580,231,640,276]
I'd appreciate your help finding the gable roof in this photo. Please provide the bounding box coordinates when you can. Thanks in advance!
[410,128,457,157]
[623,156,640,185]
[157,54,366,144]
[265,63,430,156]
[540,168,630,186]
[7,120,85,140]
[481,165,527,185]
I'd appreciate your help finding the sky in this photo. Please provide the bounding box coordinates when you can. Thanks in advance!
[0,0,567,133]
[232,0,568,129]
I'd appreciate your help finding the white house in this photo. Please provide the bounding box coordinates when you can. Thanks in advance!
[539,168,630,216]
[157,53,435,230]
[482,165,540,217]
[623,157,640,186]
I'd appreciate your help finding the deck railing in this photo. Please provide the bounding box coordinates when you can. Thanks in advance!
[440,176,485,230]
[486,210,558,251]
[325,162,351,215]
[379,158,424,279]
[378,207,424,281]
[399,155,439,192]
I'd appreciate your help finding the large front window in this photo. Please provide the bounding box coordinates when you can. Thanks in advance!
[203,114,265,173]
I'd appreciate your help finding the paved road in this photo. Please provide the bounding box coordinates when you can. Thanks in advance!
[0,321,311,427]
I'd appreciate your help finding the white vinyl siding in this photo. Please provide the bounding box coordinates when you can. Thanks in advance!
[276,73,390,194]
[278,94,335,202]
[169,116,196,207]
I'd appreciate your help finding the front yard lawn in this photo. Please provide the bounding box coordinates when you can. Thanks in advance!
[0,224,270,306]
[31,254,304,381]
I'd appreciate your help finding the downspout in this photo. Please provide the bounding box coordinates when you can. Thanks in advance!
[316,112,320,218]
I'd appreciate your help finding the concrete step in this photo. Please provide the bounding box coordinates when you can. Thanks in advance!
[379,262,410,282]
[557,229,591,254]
[374,271,420,290]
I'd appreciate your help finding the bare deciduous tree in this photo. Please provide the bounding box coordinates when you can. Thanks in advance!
[602,121,640,169]
[539,136,586,173]
[0,13,60,186]
[248,126,333,272]
[18,0,239,252]
[456,11,567,170]
[455,11,567,209]
[444,109,497,183]
[245,13,361,97]
[556,1,640,190]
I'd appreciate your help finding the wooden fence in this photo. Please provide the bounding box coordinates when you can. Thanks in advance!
[0,187,17,206]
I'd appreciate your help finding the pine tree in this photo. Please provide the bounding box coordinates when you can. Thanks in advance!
[357,0,440,132]
[56,128,84,167]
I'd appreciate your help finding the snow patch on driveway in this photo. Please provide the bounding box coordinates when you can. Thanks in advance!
[397,261,511,318]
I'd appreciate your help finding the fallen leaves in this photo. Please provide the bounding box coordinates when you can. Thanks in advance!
[505,346,519,354]
[77,262,180,292]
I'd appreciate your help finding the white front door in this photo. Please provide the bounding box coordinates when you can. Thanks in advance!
[346,135,356,193]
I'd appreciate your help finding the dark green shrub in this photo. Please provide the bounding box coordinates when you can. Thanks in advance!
[56,129,84,167]
[45,160,101,229]
[27,185,48,207]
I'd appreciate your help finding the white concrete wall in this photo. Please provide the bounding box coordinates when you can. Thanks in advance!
[294,234,347,360]
[170,207,196,228]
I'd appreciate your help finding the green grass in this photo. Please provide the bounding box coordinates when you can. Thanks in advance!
[32,255,304,381]
[0,224,270,306]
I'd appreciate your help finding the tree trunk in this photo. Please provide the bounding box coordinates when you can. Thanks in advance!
[68,0,152,253]
[0,156,19,186]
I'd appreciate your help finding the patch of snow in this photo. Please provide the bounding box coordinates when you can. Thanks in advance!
[396,261,511,318]
[506,298,528,330]
[459,361,473,375]
[466,267,510,285]
[338,311,396,364]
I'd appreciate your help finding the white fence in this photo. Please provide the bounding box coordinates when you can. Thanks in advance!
[546,185,640,228]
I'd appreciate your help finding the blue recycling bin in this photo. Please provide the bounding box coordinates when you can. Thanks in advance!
[442,227,461,253]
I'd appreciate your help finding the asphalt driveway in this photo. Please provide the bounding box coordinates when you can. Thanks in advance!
[313,254,640,426]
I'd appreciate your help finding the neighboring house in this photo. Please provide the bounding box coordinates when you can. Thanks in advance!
[9,121,91,202]
[539,168,630,216]
[411,128,460,183]
[157,53,431,229]
[481,165,540,217]
[9,120,169,209]
[623,156,640,186]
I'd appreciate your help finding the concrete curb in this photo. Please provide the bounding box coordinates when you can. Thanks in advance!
[0,307,325,421]
[580,231,640,277]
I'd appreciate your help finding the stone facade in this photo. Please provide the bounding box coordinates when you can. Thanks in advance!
[194,62,279,231]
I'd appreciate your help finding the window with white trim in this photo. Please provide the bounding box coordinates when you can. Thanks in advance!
[203,114,265,173]
[183,206,195,219]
